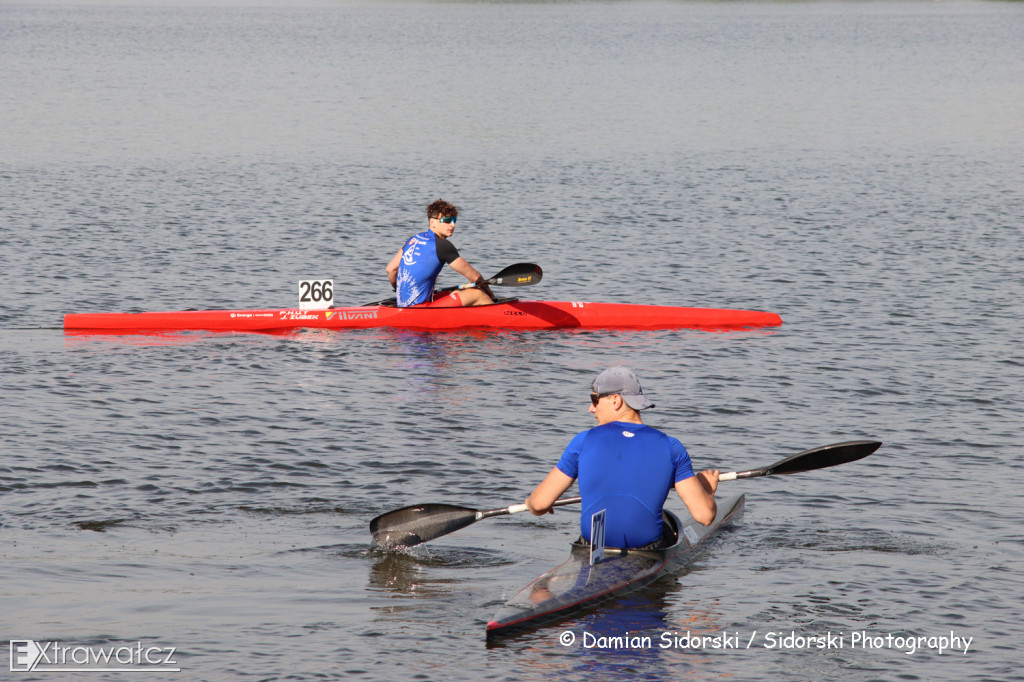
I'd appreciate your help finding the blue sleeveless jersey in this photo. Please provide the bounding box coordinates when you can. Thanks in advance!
[396,230,460,307]
[556,422,696,548]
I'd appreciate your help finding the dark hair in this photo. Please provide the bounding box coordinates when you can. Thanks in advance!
[427,199,458,220]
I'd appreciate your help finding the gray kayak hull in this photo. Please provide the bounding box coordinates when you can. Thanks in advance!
[486,494,745,638]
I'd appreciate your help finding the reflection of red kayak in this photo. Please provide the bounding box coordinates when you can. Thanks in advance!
[63,299,782,333]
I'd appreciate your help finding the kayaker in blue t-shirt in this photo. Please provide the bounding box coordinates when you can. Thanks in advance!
[525,367,720,549]
[385,199,495,308]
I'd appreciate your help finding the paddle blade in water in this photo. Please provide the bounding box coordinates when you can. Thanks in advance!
[764,440,881,477]
[370,503,480,549]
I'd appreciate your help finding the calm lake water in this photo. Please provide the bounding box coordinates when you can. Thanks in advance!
[1,1,1022,680]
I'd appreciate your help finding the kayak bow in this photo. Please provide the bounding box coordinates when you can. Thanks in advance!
[64,300,781,333]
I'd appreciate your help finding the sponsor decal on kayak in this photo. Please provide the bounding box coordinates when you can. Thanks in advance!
[279,310,324,321]
[683,525,700,546]
[322,309,379,321]
[278,309,379,322]
[230,312,275,319]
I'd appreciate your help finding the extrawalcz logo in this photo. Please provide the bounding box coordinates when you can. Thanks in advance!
[10,640,180,673]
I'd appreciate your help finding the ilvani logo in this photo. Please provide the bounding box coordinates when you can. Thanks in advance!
[325,309,379,321]
[9,640,180,673]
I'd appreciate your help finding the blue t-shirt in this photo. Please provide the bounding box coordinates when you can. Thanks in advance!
[556,422,696,548]
[396,230,460,307]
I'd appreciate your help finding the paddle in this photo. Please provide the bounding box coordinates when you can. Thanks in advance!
[370,439,880,549]
[446,262,543,292]
[370,497,582,550]
[366,263,543,307]
[717,439,881,480]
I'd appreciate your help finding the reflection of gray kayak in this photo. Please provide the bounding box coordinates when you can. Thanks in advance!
[486,494,745,638]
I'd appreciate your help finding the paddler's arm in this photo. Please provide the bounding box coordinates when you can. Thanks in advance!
[385,248,403,290]
[674,469,719,526]
[526,467,575,516]
[449,257,495,300]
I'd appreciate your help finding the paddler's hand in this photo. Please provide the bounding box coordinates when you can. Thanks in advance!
[697,469,720,495]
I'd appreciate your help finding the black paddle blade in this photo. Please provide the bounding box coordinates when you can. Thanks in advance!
[763,440,881,477]
[489,263,542,287]
[370,503,480,550]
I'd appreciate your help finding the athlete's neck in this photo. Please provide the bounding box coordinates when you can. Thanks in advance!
[597,410,643,425]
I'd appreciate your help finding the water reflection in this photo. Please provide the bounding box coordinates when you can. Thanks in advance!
[367,545,511,599]
[371,328,547,408]
[367,549,441,598]
[62,328,295,348]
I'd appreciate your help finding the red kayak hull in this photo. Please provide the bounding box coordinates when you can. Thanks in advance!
[63,300,782,333]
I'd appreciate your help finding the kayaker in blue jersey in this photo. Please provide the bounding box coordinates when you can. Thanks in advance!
[385,199,495,308]
[525,367,720,549]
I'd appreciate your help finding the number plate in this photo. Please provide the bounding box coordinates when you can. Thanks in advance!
[590,509,607,565]
[298,279,334,310]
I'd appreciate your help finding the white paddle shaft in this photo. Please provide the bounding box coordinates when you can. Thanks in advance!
[506,496,581,516]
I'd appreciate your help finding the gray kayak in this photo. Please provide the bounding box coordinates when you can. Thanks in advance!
[486,494,745,638]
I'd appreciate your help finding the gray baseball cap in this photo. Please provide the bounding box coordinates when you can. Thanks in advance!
[591,366,655,411]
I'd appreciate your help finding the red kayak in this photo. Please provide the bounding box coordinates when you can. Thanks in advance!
[63,299,782,333]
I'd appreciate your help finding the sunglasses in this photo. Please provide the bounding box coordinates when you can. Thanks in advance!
[438,216,457,224]
[590,392,616,406]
